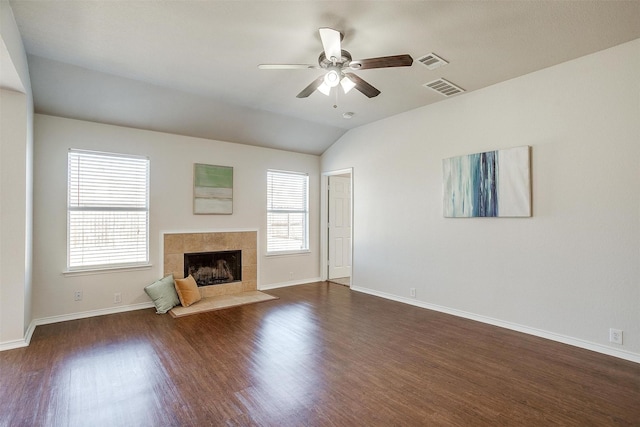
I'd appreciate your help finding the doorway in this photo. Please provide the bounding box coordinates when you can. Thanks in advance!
[322,169,352,287]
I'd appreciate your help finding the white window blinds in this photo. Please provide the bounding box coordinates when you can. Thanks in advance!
[267,170,309,254]
[67,150,149,270]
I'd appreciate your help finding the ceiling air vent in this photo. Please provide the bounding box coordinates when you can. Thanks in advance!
[423,78,465,97]
[417,53,448,70]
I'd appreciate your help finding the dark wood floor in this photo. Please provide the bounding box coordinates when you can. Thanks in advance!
[1,282,639,426]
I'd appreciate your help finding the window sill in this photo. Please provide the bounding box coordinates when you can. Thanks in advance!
[265,250,311,257]
[63,264,153,277]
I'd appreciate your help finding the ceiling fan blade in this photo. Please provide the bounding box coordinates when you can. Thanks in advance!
[343,73,381,98]
[258,64,320,70]
[319,28,342,62]
[296,75,326,98]
[349,54,413,70]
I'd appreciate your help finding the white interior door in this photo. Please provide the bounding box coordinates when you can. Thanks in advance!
[328,175,352,280]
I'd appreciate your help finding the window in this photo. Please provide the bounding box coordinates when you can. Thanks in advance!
[67,149,149,271]
[267,169,309,254]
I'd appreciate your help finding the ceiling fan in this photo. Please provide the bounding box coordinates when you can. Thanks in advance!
[258,28,413,99]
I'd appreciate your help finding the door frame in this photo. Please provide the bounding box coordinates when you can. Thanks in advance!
[320,168,353,283]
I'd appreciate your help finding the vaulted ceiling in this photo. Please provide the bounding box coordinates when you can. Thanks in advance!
[8,1,640,155]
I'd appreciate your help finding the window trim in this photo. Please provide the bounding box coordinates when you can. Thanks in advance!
[66,149,150,273]
[63,263,153,276]
[266,169,310,256]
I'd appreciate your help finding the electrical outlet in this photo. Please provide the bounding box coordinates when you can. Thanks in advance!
[114,293,122,304]
[74,290,82,301]
[289,272,294,280]
[609,328,623,345]
[410,288,416,297]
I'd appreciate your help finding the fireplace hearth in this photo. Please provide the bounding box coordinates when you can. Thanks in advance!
[184,250,241,287]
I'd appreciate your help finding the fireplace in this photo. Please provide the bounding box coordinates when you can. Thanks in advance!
[163,230,257,298]
[184,250,241,286]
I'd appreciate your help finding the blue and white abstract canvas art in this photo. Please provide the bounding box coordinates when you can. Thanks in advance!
[443,146,531,217]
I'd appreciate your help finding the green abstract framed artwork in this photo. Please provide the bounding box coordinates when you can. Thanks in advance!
[193,164,233,214]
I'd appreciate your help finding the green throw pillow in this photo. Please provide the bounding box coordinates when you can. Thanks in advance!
[144,274,180,314]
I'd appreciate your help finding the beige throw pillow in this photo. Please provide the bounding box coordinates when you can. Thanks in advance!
[174,275,202,307]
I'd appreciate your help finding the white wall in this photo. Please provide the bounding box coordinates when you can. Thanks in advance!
[32,115,321,320]
[322,39,640,360]
[0,89,28,345]
[0,0,34,350]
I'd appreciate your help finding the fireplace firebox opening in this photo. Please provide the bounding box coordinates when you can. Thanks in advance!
[184,250,241,287]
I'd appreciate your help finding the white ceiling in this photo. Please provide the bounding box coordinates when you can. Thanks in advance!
[8,1,640,155]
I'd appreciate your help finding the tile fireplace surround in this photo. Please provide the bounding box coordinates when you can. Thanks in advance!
[163,231,257,298]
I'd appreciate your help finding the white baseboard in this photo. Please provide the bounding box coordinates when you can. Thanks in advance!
[0,337,29,351]
[0,301,155,352]
[351,286,640,364]
[259,277,322,290]
[24,319,37,345]
[0,319,39,351]
[33,301,155,327]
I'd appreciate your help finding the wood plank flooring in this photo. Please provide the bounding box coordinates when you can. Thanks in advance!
[1,282,639,426]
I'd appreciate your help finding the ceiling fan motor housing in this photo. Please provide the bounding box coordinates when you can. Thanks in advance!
[319,50,353,68]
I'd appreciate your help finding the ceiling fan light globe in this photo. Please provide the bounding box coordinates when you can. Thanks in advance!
[324,70,340,88]
[317,82,331,96]
[340,76,356,94]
